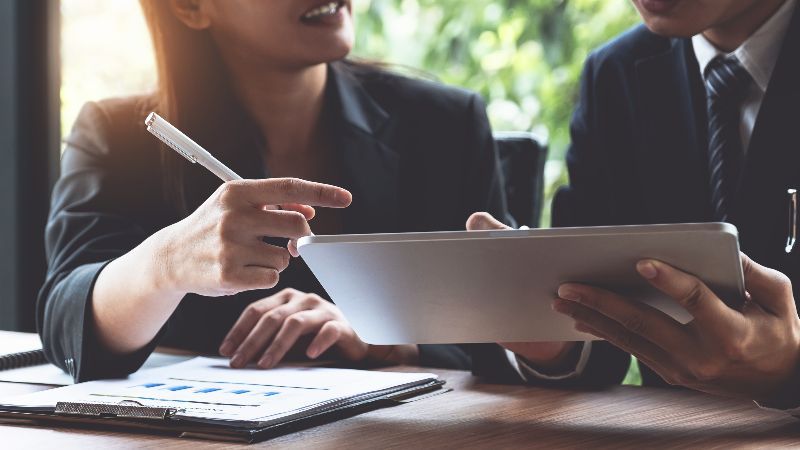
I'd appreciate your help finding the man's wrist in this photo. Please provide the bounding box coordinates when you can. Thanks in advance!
[366,344,419,365]
[517,342,584,376]
[507,341,593,382]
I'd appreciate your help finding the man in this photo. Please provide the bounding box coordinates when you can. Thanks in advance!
[470,0,800,408]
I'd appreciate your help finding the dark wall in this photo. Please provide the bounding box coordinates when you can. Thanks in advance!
[0,0,60,331]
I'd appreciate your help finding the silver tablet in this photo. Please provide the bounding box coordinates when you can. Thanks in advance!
[297,223,745,344]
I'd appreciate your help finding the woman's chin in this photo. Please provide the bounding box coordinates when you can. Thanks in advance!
[299,37,354,65]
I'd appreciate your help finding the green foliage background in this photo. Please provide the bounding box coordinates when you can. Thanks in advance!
[352,0,641,226]
[354,1,644,385]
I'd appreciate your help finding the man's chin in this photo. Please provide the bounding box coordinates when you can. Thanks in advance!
[641,17,703,38]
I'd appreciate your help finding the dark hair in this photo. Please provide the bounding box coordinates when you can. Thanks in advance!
[140,0,238,214]
[138,1,426,215]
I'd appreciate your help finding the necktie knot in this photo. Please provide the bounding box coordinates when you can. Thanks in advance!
[704,56,752,102]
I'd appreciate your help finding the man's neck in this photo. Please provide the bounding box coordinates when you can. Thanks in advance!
[703,0,788,52]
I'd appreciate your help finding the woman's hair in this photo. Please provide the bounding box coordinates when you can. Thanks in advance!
[140,0,237,214]
[138,1,422,215]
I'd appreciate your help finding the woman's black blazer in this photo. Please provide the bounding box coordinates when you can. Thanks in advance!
[39,62,510,381]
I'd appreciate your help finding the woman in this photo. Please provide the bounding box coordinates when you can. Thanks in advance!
[39,0,508,382]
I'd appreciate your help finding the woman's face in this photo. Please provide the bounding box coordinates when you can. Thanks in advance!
[179,0,354,69]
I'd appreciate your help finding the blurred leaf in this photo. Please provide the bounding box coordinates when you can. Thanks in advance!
[353,0,640,226]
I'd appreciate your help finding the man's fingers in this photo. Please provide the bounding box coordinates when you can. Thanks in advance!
[555,299,675,367]
[466,212,510,231]
[739,253,795,316]
[573,320,687,387]
[224,178,352,209]
[556,283,688,352]
[637,259,737,325]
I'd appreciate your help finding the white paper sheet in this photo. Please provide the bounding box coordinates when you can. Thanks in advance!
[0,357,437,425]
[0,352,193,386]
[0,331,42,354]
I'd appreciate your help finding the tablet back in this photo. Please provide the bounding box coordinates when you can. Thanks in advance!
[298,223,744,343]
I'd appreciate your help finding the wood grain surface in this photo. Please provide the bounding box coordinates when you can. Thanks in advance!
[1,364,799,449]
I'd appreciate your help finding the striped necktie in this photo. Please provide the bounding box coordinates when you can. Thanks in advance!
[704,55,752,222]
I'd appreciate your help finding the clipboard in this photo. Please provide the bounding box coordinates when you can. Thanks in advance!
[0,357,447,443]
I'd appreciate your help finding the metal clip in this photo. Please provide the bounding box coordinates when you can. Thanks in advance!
[146,127,197,163]
[55,400,177,420]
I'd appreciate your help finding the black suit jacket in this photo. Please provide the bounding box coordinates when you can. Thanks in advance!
[38,62,509,382]
[475,5,800,386]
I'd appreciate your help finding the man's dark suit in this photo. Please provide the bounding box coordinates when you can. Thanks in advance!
[474,4,800,386]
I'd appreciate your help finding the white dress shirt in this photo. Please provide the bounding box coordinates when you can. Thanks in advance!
[509,0,797,384]
[692,0,796,152]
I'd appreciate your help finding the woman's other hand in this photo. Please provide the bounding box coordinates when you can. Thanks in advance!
[158,178,351,297]
[219,288,419,368]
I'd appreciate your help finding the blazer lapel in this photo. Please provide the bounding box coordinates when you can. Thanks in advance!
[734,5,800,264]
[328,63,401,234]
[633,38,712,223]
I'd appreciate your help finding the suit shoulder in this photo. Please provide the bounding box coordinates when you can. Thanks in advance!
[347,64,481,118]
[65,95,157,158]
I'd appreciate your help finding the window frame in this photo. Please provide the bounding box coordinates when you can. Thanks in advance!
[0,0,60,331]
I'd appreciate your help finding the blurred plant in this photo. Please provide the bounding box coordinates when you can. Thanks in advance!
[352,0,640,226]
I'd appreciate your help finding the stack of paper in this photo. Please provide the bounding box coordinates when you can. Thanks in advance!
[0,357,443,442]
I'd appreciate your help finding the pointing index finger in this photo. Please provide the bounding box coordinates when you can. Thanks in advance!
[230,178,352,209]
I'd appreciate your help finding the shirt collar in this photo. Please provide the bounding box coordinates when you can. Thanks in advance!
[692,0,797,92]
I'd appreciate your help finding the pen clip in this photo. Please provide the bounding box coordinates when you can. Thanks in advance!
[786,189,797,254]
[146,126,198,164]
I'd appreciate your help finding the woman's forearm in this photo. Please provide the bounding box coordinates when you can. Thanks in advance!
[89,179,352,356]
[91,227,185,355]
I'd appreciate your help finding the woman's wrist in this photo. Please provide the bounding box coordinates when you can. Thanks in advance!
[91,230,186,355]
[142,224,188,302]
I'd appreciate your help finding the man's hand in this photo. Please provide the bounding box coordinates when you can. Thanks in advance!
[553,253,800,402]
[467,212,579,370]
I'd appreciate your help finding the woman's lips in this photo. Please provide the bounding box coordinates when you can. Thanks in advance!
[639,0,681,15]
[301,1,348,25]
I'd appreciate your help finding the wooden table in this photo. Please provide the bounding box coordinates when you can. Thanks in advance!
[1,365,799,449]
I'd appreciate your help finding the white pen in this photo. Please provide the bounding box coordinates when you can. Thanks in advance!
[145,112,242,182]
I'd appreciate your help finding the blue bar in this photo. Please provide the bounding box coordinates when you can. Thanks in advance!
[195,388,222,394]
[264,392,279,397]
[139,383,165,388]
[230,389,249,394]
[167,385,192,391]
